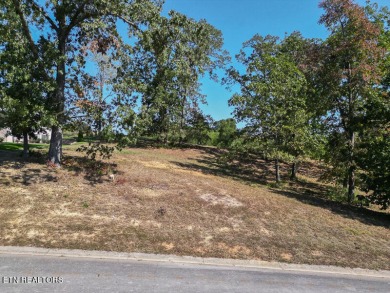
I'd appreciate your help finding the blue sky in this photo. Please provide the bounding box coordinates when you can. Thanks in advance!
[162,0,389,122]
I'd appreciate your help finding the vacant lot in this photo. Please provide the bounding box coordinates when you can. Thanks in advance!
[0,143,389,270]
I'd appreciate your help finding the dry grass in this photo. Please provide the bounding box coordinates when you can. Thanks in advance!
[0,145,389,270]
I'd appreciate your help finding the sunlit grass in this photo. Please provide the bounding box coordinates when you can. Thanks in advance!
[0,142,48,151]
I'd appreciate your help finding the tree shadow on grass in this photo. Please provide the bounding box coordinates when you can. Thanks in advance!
[170,147,389,229]
[11,168,58,186]
[0,150,58,186]
[171,146,281,186]
[172,156,271,186]
[271,188,389,228]
[0,149,118,186]
[62,155,118,185]
[1,172,46,187]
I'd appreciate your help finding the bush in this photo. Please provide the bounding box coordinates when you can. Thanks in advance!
[326,185,348,202]
[76,142,115,160]
[77,130,84,142]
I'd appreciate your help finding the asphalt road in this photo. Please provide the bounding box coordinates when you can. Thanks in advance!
[0,251,389,293]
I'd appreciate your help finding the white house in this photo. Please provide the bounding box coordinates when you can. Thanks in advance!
[0,128,52,143]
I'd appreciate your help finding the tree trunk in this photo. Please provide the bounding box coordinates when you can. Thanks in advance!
[275,158,281,183]
[348,165,355,203]
[97,78,104,136]
[290,162,297,181]
[97,118,102,136]
[179,92,186,145]
[48,32,66,166]
[48,125,62,166]
[347,131,355,203]
[343,173,348,188]
[346,59,356,204]
[22,131,29,159]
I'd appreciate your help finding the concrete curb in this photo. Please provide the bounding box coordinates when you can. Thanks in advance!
[0,246,389,279]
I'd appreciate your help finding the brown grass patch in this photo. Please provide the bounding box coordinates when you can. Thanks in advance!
[0,147,389,270]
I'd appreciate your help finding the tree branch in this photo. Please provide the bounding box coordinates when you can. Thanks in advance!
[11,0,39,59]
[65,3,141,40]
[64,1,92,37]
[27,0,59,33]
[111,14,141,32]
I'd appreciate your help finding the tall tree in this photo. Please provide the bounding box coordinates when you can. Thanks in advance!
[317,0,385,202]
[228,35,308,183]
[357,3,390,209]
[279,32,327,179]
[6,0,163,166]
[0,0,52,158]
[358,102,390,209]
[116,11,228,143]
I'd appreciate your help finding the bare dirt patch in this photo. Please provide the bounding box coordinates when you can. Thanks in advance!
[199,193,243,207]
[0,147,389,270]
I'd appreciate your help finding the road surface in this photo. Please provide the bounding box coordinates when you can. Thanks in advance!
[0,247,389,292]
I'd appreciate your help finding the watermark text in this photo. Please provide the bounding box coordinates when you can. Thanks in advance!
[1,276,63,284]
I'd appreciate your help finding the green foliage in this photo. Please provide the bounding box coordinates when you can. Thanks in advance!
[316,0,385,202]
[77,130,84,142]
[0,3,53,149]
[116,11,229,143]
[214,118,237,147]
[3,0,165,164]
[185,112,213,145]
[321,131,349,186]
[357,93,390,209]
[76,142,115,161]
[359,133,390,209]
[208,131,219,146]
[227,34,312,181]
[326,185,348,202]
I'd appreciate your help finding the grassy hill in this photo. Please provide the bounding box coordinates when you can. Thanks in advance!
[0,142,389,270]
